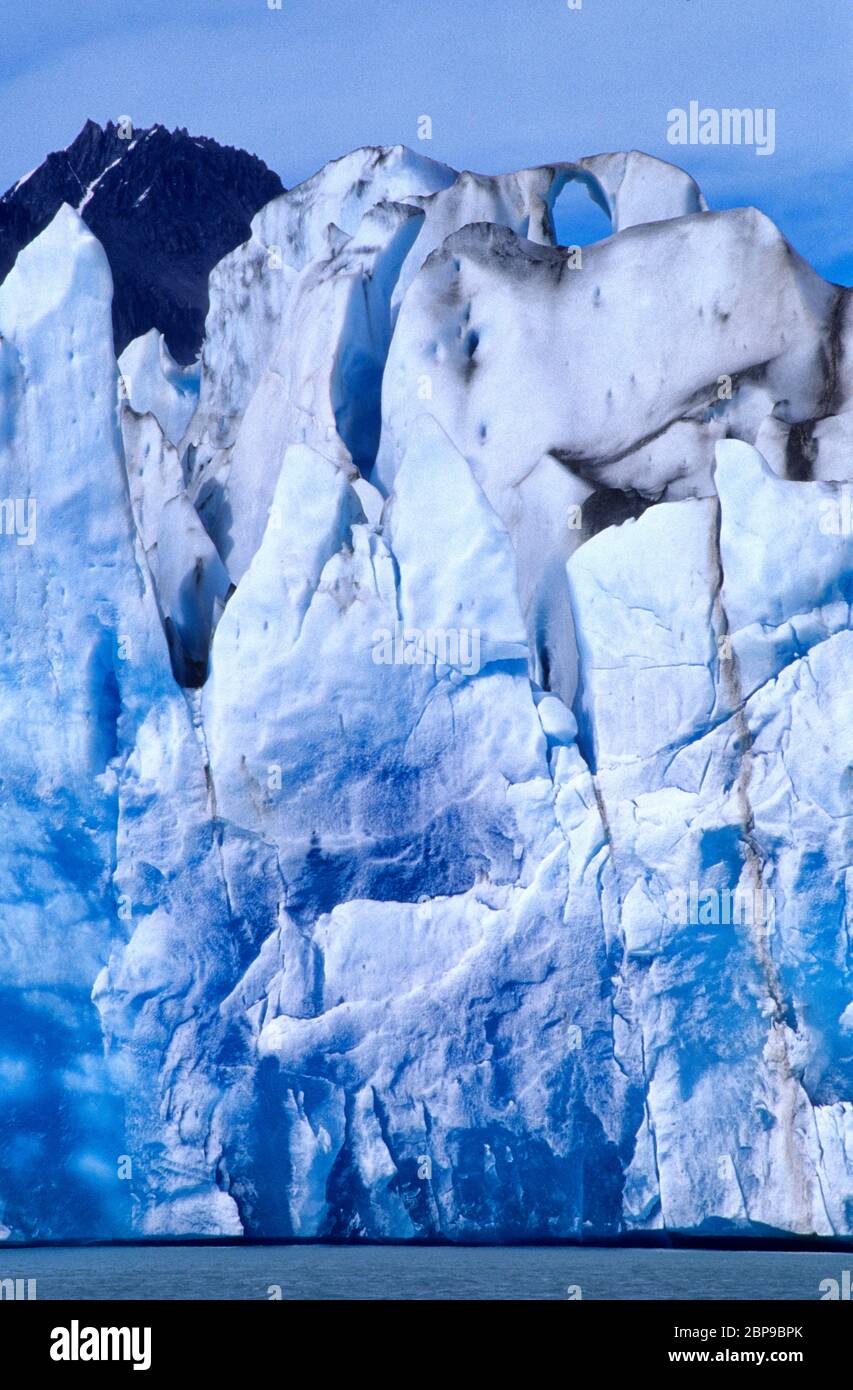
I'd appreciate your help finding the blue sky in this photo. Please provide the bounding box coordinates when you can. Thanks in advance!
[1,0,851,282]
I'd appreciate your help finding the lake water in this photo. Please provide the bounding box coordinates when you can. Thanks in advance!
[2,1245,849,1300]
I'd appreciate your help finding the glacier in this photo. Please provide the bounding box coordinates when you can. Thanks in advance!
[0,141,850,1242]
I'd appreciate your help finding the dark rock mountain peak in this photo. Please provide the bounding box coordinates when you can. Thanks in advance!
[0,119,284,363]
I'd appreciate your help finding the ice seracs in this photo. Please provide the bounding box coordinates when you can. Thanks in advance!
[0,205,199,1236]
[182,145,455,531]
[210,198,424,583]
[118,329,200,447]
[0,138,850,1241]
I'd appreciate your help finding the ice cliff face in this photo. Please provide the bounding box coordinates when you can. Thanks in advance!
[0,142,850,1241]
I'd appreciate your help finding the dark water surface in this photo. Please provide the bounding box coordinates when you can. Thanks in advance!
[2,1245,849,1300]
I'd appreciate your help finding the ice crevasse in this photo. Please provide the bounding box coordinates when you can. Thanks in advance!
[0,145,850,1241]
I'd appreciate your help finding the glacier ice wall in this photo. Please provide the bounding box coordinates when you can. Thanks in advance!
[0,144,850,1241]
